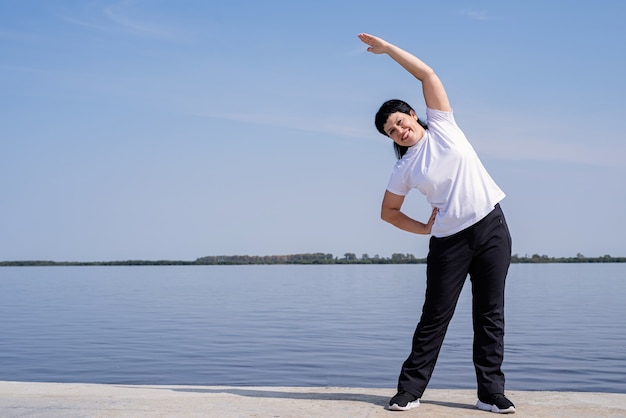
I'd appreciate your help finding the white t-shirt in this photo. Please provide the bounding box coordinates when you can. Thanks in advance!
[386,107,505,237]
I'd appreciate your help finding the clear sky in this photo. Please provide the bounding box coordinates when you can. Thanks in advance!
[1,1,625,262]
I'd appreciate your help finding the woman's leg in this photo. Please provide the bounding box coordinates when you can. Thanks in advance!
[397,231,473,397]
[468,205,512,399]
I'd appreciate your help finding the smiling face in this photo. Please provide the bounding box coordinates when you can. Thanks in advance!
[383,110,425,147]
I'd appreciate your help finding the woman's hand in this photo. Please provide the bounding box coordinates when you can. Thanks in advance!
[358,33,390,54]
[424,207,439,235]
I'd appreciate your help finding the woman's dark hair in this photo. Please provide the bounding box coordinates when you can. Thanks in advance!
[375,99,428,159]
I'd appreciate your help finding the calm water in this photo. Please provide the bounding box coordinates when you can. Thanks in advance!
[0,264,625,393]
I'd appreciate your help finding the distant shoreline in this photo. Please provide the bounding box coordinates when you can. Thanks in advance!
[1,252,625,266]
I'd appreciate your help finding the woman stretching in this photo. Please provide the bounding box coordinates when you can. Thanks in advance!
[358,32,515,414]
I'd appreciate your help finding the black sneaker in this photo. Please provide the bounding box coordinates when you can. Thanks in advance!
[476,393,516,414]
[388,391,420,411]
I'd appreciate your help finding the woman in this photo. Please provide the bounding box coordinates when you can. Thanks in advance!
[358,33,515,414]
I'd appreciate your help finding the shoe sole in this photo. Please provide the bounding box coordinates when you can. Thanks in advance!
[388,400,420,411]
[476,399,516,414]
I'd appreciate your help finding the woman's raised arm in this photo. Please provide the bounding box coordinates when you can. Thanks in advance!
[358,33,451,112]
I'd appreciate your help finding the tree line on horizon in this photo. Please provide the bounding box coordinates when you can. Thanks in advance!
[1,252,625,266]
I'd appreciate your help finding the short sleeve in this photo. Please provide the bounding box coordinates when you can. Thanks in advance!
[386,165,410,196]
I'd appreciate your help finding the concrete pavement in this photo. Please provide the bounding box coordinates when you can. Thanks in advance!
[1,381,625,417]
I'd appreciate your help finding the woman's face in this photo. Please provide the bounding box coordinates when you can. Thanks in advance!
[383,110,424,147]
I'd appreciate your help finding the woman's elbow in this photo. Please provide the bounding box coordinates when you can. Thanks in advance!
[380,207,395,224]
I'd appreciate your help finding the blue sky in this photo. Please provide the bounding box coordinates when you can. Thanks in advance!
[1,0,625,262]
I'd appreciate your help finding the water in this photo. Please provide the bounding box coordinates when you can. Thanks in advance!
[0,264,624,393]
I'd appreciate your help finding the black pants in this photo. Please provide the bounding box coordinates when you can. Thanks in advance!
[397,204,512,399]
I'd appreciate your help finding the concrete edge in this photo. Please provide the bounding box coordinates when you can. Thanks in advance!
[0,381,625,417]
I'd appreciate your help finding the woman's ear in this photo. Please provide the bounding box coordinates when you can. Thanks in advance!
[409,109,418,119]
